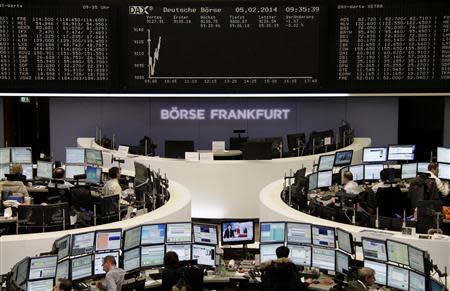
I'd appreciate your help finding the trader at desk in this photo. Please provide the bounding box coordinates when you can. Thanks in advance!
[0,164,29,197]
[342,171,362,195]
[96,255,125,291]
[103,167,122,196]
[427,162,449,197]
[47,167,74,189]
[344,267,375,291]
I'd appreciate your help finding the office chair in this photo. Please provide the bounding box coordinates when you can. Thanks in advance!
[47,180,70,204]
[43,202,69,232]
[17,205,45,234]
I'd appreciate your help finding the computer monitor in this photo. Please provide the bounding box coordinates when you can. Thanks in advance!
[437,147,450,163]
[71,231,95,256]
[16,258,29,285]
[286,222,312,244]
[387,265,409,291]
[430,279,446,291]
[317,171,332,188]
[364,260,387,285]
[134,162,150,184]
[123,226,141,251]
[312,246,335,271]
[28,255,58,280]
[335,250,351,275]
[11,147,32,163]
[312,225,335,248]
[438,163,450,180]
[64,164,85,180]
[334,150,353,167]
[287,244,311,267]
[166,244,192,261]
[308,173,318,191]
[66,147,85,164]
[95,229,122,252]
[318,155,335,171]
[409,270,426,291]
[0,148,10,164]
[0,163,10,179]
[221,220,255,245]
[362,237,387,261]
[56,260,69,280]
[364,164,384,181]
[21,163,33,181]
[94,251,120,275]
[166,222,192,244]
[408,245,425,274]
[36,161,53,179]
[86,165,101,184]
[141,224,166,245]
[388,145,416,161]
[70,255,92,281]
[417,162,429,173]
[141,245,165,268]
[85,149,103,166]
[336,228,353,254]
[123,247,141,272]
[260,243,284,264]
[192,223,218,245]
[349,164,364,181]
[362,147,388,163]
[401,163,417,180]
[27,279,54,291]
[386,239,409,266]
[192,244,216,267]
[55,235,71,261]
[260,222,285,244]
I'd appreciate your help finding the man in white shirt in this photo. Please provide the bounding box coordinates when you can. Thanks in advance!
[343,171,362,194]
[103,167,122,196]
[428,162,449,196]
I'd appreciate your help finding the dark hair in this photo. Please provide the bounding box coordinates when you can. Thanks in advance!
[380,169,390,182]
[164,251,179,268]
[57,278,72,291]
[103,255,117,266]
[344,171,353,181]
[428,162,438,171]
[109,167,120,179]
[53,167,65,179]
[275,246,290,259]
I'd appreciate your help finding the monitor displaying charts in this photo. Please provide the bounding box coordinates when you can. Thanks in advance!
[71,255,92,281]
[0,148,10,164]
[141,224,166,245]
[27,279,54,291]
[166,223,192,244]
[364,164,384,181]
[71,232,95,256]
[192,224,217,245]
[28,256,58,280]
[349,164,364,181]
[94,252,120,275]
[386,240,409,266]
[317,171,332,188]
[288,244,311,267]
[387,265,409,291]
[401,163,417,180]
[141,245,165,268]
[335,251,350,275]
[286,222,312,244]
[86,165,101,184]
[123,226,141,251]
[437,147,450,163]
[388,145,415,161]
[312,225,335,248]
[55,235,71,261]
[36,161,53,179]
[166,244,192,261]
[260,243,284,264]
[363,147,388,163]
[22,164,33,181]
[95,229,122,252]
[417,163,429,173]
[318,155,335,171]
[364,260,387,285]
[408,245,425,274]
[66,147,85,164]
[260,222,285,244]
[438,163,450,180]
[65,165,85,180]
[0,163,10,179]
[362,237,387,262]
[312,246,335,271]
[56,260,69,280]
[336,228,353,254]
[308,173,318,191]
[409,271,426,291]
[334,150,353,167]
[192,244,216,267]
[123,248,141,272]
[11,147,32,163]
[85,149,103,166]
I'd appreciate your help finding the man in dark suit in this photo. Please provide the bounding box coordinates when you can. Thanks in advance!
[345,267,375,291]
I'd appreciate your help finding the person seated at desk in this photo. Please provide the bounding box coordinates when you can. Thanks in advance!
[427,162,449,197]
[375,169,403,217]
[47,168,73,189]
[0,164,28,197]
[96,255,125,291]
[371,169,394,194]
[53,278,72,291]
[103,167,122,196]
[344,267,375,291]
[343,171,362,195]
[162,251,182,291]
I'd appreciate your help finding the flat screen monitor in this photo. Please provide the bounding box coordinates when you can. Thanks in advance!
[286,222,312,244]
[166,223,192,244]
[70,255,92,281]
[85,149,103,166]
[308,173,318,191]
[362,237,387,262]
[363,147,388,163]
[334,150,353,167]
[260,222,285,244]
[408,245,425,274]
[386,239,409,266]
[336,228,353,254]
[312,246,335,271]
[166,244,192,261]
[141,224,166,245]
[318,155,335,171]
[260,243,284,264]
[388,145,416,161]
[22,163,33,181]
[0,148,10,164]
[134,162,149,184]
[123,226,141,251]
[55,235,71,261]
[417,163,429,173]
[28,256,58,280]
[0,163,10,179]
[86,165,101,184]
[364,164,384,181]
[56,260,69,280]
[95,229,122,252]
[141,245,165,268]
[349,164,364,181]
[401,163,417,180]
[317,171,332,188]
[94,251,120,275]
[36,161,53,179]
[123,247,141,272]
[287,244,311,267]
[335,250,351,275]
[11,147,32,163]
[65,164,85,180]
[437,147,450,163]
[221,220,255,245]
[430,279,446,291]
[71,231,95,256]
[66,148,85,164]
[192,224,218,245]
[27,279,54,291]
[438,163,450,180]
[364,260,387,285]
[312,225,335,248]
[16,258,29,285]
[387,265,409,291]
[409,271,426,291]
[192,244,216,267]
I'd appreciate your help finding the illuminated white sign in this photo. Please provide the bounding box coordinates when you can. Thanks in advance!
[161,107,291,120]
